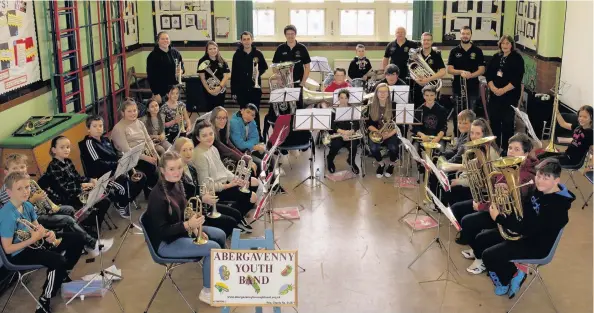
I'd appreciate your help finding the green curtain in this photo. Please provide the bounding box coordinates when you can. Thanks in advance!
[236,0,254,40]
[412,0,433,40]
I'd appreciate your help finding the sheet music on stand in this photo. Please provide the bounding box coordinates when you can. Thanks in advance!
[398,133,425,165]
[333,87,364,105]
[389,85,410,104]
[309,56,331,73]
[423,153,451,192]
[75,172,111,221]
[294,108,333,131]
[270,88,301,104]
[114,143,144,179]
[511,106,542,148]
[335,106,363,121]
[426,187,461,231]
[394,103,416,124]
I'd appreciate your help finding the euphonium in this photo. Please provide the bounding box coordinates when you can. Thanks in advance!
[487,156,530,241]
[421,142,442,203]
[543,68,561,153]
[408,48,442,91]
[184,197,208,245]
[462,136,497,203]
[200,177,221,218]
[30,180,60,215]
[370,120,398,144]
[235,153,253,193]
[198,60,226,94]
[15,219,62,249]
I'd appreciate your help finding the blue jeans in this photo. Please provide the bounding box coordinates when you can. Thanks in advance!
[369,134,399,162]
[157,226,226,287]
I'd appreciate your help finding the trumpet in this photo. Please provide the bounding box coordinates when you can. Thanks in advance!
[253,57,260,89]
[421,142,442,203]
[369,120,398,144]
[408,48,442,91]
[78,183,93,205]
[322,130,363,146]
[184,197,208,245]
[175,105,187,137]
[235,153,253,194]
[30,180,60,215]
[198,60,226,94]
[15,219,62,249]
[144,139,160,163]
[199,177,221,218]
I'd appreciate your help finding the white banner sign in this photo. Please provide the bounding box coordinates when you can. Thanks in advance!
[211,249,298,307]
[0,0,40,95]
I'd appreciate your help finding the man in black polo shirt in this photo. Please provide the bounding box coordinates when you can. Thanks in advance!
[448,26,485,122]
[382,27,417,82]
[272,25,311,87]
[411,32,446,108]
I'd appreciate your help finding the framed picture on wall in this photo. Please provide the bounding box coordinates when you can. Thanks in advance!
[171,15,181,30]
[161,15,171,30]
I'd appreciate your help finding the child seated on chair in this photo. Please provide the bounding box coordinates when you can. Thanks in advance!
[229,103,266,160]
[145,151,226,305]
[80,115,147,218]
[326,89,361,175]
[0,171,85,313]
[469,158,574,298]
[324,68,352,92]
[537,105,593,166]
[140,97,171,155]
[367,83,400,178]
[0,154,110,257]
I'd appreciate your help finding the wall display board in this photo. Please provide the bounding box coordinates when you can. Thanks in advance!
[514,0,540,51]
[0,0,41,96]
[442,0,504,42]
[124,0,139,46]
[154,0,213,41]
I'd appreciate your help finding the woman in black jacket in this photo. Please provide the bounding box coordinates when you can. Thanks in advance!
[146,31,184,103]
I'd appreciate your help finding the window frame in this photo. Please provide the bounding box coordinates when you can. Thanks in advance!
[339,9,376,37]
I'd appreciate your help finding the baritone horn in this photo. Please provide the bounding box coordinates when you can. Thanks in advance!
[200,177,221,218]
[184,197,208,245]
[30,180,60,215]
[408,48,442,91]
[369,120,398,144]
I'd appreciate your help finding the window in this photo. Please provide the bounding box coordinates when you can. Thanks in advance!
[254,0,274,2]
[290,0,324,2]
[340,10,374,36]
[391,0,413,3]
[389,9,413,38]
[253,9,275,37]
[290,9,325,36]
[340,0,374,2]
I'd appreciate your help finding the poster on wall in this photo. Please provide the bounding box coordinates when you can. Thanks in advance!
[155,0,212,41]
[443,0,503,41]
[514,0,539,51]
[124,0,139,46]
[0,0,41,96]
[210,250,298,307]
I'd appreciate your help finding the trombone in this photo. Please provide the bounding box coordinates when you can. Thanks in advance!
[542,68,562,152]
[420,142,442,203]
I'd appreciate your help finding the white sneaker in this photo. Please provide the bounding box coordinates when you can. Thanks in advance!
[199,288,212,305]
[466,259,486,275]
[461,249,475,259]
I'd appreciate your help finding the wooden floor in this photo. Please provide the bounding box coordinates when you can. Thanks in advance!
[2,111,593,313]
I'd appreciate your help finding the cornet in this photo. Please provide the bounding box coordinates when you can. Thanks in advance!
[15,219,62,249]
[30,180,60,215]
[235,153,253,194]
[184,197,208,245]
[200,177,221,218]
[369,120,398,144]
[253,57,260,89]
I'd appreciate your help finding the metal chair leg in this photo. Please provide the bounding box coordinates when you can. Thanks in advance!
[168,275,197,313]
[19,271,49,313]
[144,271,169,313]
[582,192,593,209]
[1,273,18,313]
[536,271,560,313]
[508,266,539,313]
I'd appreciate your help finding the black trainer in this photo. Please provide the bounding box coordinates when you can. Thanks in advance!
[35,298,51,313]
[376,164,385,178]
[327,156,336,173]
[385,164,394,177]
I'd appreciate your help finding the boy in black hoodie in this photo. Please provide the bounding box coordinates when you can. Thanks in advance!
[79,115,146,218]
[347,44,372,80]
[231,31,268,141]
[146,31,185,102]
[471,158,574,298]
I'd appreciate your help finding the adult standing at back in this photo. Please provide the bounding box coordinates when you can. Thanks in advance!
[146,31,184,103]
[272,25,311,88]
[382,27,417,82]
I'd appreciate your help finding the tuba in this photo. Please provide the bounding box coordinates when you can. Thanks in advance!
[199,177,221,218]
[408,48,442,91]
[462,136,497,203]
[487,156,531,241]
[184,197,208,245]
[30,180,60,215]
[198,60,226,94]
[369,119,398,144]
[269,61,298,116]
[15,219,62,249]
[235,153,253,194]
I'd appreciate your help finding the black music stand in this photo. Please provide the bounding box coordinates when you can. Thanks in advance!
[66,172,124,311]
[111,143,144,263]
[270,88,301,116]
[293,108,333,190]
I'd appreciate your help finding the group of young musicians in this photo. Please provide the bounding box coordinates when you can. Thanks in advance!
[1,24,592,313]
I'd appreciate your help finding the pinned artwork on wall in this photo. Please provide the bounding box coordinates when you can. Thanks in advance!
[0,0,41,96]
[155,0,212,41]
[443,0,504,42]
[514,0,540,51]
[124,0,139,46]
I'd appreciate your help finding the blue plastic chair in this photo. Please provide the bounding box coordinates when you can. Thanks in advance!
[139,213,202,313]
[562,151,591,207]
[508,228,565,313]
[0,244,47,313]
